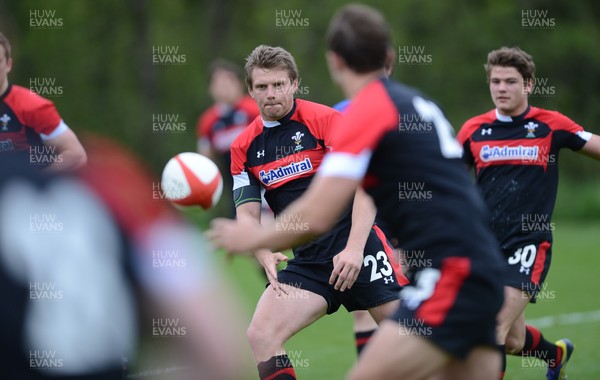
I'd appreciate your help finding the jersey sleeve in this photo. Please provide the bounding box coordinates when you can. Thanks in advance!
[548,111,591,151]
[319,81,397,179]
[456,121,476,166]
[20,92,64,139]
[230,130,262,207]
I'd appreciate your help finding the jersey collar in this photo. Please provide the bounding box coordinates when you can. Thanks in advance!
[495,105,531,123]
[261,99,297,128]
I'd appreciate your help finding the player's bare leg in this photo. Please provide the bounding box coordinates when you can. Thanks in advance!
[348,321,450,380]
[352,300,399,356]
[500,286,573,379]
[430,345,502,380]
[352,310,379,355]
[368,299,400,323]
[497,286,529,351]
[505,310,526,354]
[246,283,327,378]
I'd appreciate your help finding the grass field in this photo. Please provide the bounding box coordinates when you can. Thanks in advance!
[214,220,600,379]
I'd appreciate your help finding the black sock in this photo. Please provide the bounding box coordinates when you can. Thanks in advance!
[519,325,560,368]
[257,355,296,380]
[355,329,376,356]
[498,344,506,379]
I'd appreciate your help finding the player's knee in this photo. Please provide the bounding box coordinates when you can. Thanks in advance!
[246,322,264,349]
[247,319,279,350]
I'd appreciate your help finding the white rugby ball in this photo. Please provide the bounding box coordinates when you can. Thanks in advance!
[161,152,223,209]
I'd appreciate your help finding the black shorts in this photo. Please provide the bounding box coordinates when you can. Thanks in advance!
[389,256,503,360]
[502,241,552,303]
[278,226,408,314]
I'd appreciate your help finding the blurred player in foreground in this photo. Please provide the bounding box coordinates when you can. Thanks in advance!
[209,4,506,380]
[457,46,600,380]
[228,44,407,379]
[332,53,399,356]
[0,135,248,380]
[0,32,86,171]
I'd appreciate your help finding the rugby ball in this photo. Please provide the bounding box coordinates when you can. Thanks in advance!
[161,152,223,209]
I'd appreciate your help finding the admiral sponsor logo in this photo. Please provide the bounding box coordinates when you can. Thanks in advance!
[480,145,539,162]
[259,157,312,185]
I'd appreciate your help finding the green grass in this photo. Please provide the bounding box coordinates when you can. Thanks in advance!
[215,220,600,379]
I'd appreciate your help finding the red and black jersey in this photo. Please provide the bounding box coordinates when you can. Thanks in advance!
[0,84,68,161]
[196,95,259,155]
[231,99,360,263]
[319,78,504,271]
[457,106,590,249]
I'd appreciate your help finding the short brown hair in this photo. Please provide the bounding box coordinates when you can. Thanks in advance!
[485,47,536,82]
[0,32,11,61]
[244,45,299,88]
[326,4,391,74]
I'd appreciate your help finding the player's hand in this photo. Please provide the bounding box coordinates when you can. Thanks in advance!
[329,247,363,292]
[208,218,261,253]
[254,249,289,297]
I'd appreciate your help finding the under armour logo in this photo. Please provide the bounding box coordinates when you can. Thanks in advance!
[481,128,492,136]
[384,276,394,284]
[519,266,530,275]
[0,113,10,131]
[256,150,265,158]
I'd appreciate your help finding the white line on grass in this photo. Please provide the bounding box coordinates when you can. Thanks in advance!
[127,366,190,378]
[526,309,600,329]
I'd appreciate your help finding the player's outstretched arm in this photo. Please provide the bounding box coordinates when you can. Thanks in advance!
[209,175,360,253]
[44,127,87,171]
[579,133,600,160]
[329,187,376,292]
